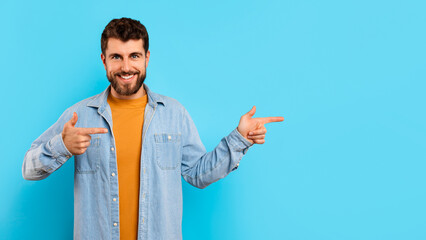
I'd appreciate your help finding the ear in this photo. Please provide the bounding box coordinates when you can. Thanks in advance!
[145,50,150,68]
[101,53,107,70]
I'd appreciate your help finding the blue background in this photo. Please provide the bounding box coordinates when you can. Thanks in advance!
[1,0,426,239]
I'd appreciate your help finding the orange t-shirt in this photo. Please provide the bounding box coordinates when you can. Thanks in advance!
[107,93,148,240]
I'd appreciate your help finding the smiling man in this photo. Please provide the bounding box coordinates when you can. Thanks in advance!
[103,38,148,98]
[22,18,284,240]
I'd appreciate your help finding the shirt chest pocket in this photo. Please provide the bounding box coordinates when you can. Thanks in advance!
[75,136,100,174]
[155,133,181,170]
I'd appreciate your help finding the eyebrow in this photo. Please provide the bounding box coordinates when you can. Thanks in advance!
[108,52,144,57]
[130,52,144,56]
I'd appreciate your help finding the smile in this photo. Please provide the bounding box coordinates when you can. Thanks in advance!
[117,74,135,82]
[120,74,134,79]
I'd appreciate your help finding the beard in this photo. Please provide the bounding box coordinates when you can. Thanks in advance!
[107,71,146,96]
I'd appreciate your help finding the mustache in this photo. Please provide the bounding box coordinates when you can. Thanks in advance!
[115,71,139,76]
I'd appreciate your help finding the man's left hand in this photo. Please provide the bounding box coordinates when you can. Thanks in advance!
[237,106,284,144]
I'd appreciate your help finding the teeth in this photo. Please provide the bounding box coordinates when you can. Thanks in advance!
[120,75,134,80]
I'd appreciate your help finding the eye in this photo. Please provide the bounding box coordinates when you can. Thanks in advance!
[111,55,121,60]
[131,54,140,59]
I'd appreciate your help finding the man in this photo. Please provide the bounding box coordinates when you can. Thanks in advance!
[23,18,284,240]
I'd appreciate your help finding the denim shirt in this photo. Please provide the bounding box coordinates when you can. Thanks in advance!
[22,84,253,240]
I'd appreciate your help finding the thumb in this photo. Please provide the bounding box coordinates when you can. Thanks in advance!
[68,112,78,127]
[245,106,256,118]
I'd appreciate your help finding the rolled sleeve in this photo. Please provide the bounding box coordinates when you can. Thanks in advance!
[45,133,73,173]
[226,128,253,154]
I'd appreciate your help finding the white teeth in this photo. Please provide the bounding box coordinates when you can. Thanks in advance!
[120,75,134,80]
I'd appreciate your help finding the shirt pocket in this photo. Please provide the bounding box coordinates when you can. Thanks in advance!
[155,133,181,170]
[75,136,100,174]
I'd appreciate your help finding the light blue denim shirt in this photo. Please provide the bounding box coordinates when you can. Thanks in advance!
[23,84,252,240]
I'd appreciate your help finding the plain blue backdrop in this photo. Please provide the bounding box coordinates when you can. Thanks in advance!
[1,0,426,239]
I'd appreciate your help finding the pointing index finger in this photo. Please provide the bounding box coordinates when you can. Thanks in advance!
[78,127,109,135]
[259,116,285,124]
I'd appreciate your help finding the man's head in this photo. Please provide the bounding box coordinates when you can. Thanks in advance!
[101,18,150,99]
[101,18,149,55]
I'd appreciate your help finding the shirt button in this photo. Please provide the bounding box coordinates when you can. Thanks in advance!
[113,198,117,202]
[142,218,144,223]
[113,223,117,227]
[111,172,116,177]
[111,147,114,151]
[168,135,171,140]
[143,168,146,174]
[142,193,146,199]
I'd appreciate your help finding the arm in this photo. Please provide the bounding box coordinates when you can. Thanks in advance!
[180,108,253,189]
[181,106,284,189]
[22,110,108,180]
[22,110,73,180]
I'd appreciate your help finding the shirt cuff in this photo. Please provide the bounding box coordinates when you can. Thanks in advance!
[226,128,253,153]
[46,134,73,172]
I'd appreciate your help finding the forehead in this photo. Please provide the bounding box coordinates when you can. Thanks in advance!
[105,38,144,55]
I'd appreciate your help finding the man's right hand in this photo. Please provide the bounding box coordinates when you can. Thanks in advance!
[62,112,108,155]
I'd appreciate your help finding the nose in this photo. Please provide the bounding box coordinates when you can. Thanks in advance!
[121,58,131,72]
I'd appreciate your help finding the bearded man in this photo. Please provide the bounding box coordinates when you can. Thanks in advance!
[23,17,284,240]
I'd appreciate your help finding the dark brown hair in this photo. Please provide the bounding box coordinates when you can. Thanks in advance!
[101,17,149,54]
